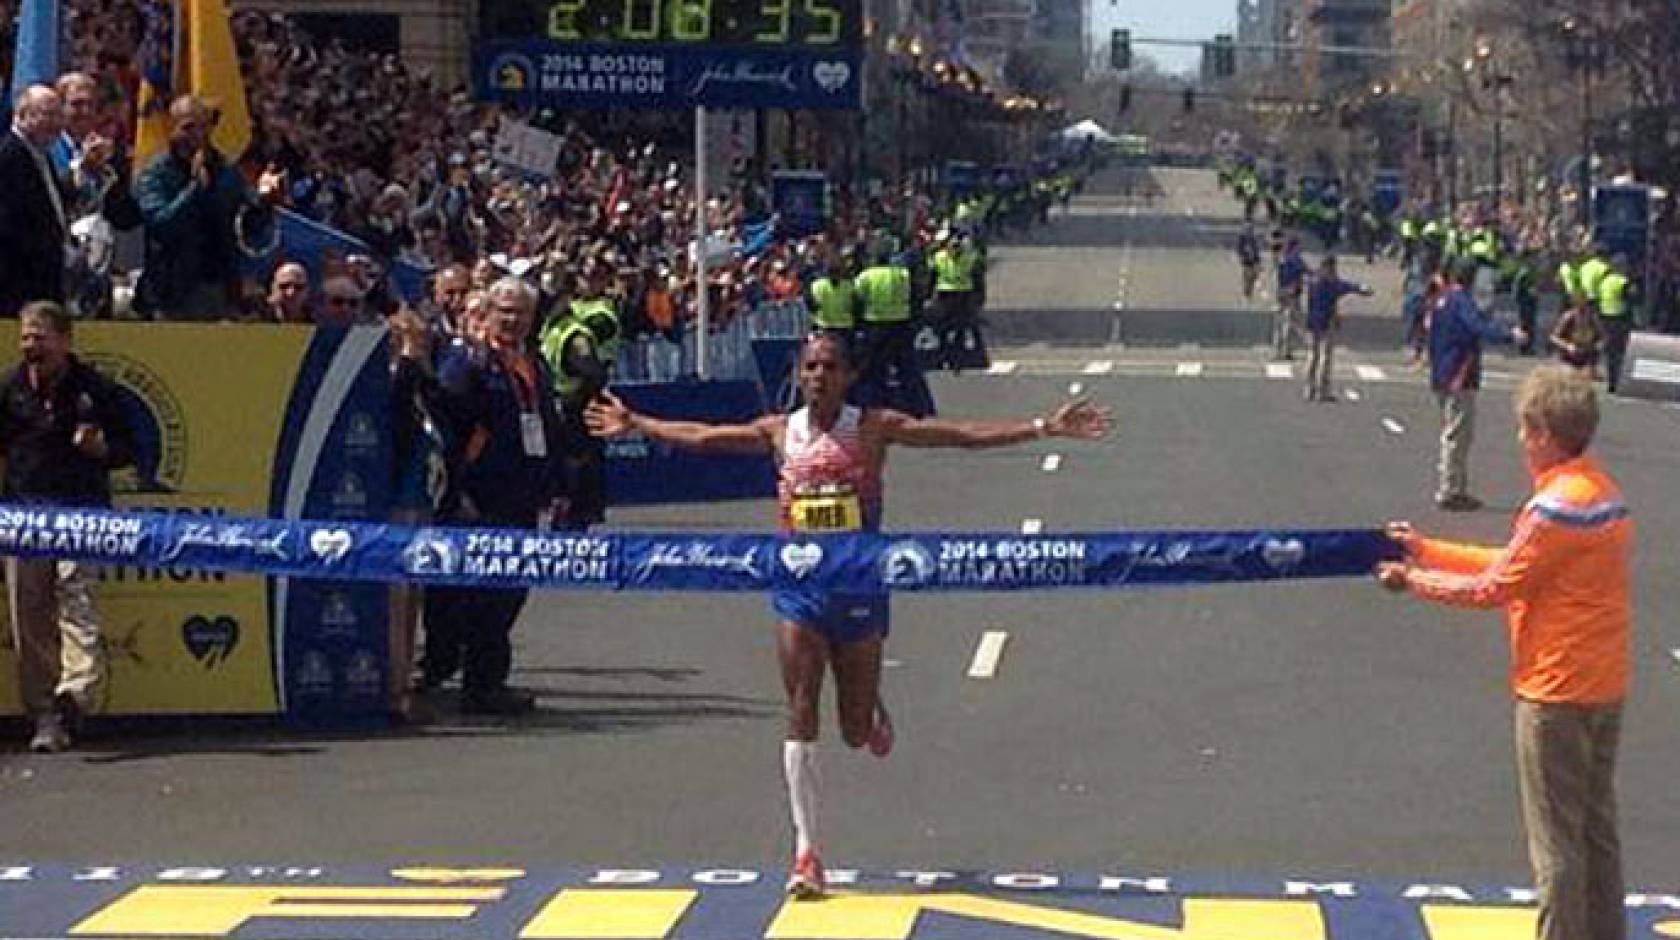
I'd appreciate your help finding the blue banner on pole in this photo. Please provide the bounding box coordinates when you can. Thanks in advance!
[241,209,433,305]
[772,171,830,238]
[475,42,862,110]
[0,504,1400,592]
[1594,184,1650,265]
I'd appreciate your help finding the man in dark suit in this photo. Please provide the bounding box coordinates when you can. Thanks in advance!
[0,85,71,317]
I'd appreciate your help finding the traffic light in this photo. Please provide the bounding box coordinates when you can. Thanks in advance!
[1110,28,1131,70]
[1214,34,1236,77]
[1119,84,1132,112]
[1182,87,1195,113]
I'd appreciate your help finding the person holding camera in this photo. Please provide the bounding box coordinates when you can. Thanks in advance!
[133,95,284,320]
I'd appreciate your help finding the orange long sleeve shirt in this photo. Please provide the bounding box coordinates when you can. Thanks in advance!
[1405,454,1632,705]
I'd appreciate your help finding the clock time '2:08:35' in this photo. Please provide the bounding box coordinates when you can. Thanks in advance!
[480,0,861,47]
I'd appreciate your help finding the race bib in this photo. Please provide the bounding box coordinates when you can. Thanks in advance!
[520,412,548,458]
[789,486,863,533]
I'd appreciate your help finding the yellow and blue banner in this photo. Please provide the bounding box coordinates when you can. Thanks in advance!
[133,0,252,171]
[0,324,392,719]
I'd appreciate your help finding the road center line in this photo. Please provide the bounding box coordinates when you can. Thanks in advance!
[1356,365,1387,382]
[1176,362,1204,377]
[967,631,1010,679]
[1041,454,1063,473]
[1020,518,1043,535]
[1264,363,1293,379]
[987,360,1018,375]
[1382,417,1406,435]
[1083,360,1114,375]
[1345,388,1363,402]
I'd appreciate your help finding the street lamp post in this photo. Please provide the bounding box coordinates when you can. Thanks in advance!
[1560,17,1607,228]
[1469,38,1512,206]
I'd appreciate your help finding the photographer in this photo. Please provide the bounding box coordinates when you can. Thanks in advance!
[133,95,284,320]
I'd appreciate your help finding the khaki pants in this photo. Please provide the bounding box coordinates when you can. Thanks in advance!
[1274,291,1302,360]
[1516,699,1625,940]
[6,558,103,717]
[1436,389,1477,500]
[1305,327,1336,397]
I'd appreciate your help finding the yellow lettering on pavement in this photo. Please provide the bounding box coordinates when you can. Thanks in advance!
[765,894,1324,940]
[69,885,503,936]
[1420,905,1537,939]
[520,888,699,938]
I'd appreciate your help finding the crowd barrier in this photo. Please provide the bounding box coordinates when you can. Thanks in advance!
[605,300,810,505]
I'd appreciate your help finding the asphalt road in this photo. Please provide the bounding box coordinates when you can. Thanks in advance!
[4,167,1679,940]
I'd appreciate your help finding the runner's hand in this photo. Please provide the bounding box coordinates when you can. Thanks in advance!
[1046,398,1112,440]
[1375,561,1409,592]
[585,391,635,438]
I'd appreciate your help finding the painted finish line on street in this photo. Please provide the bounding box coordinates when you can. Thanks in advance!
[0,505,1397,592]
[2,865,1678,939]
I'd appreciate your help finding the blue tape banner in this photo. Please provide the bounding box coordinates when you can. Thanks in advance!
[0,505,1399,593]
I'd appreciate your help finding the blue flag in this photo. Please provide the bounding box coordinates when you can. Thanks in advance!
[7,0,60,105]
[242,208,432,305]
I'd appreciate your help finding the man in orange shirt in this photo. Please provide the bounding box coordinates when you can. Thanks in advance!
[1378,365,1631,940]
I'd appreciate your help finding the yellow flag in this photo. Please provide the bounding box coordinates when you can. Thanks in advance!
[131,0,250,172]
[184,0,251,160]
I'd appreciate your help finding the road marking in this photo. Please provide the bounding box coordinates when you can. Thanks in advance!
[1176,362,1204,377]
[1067,382,1084,396]
[1382,417,1406,435]
[1265,363,1293,380]
[1112,300,1126,310]
[1083,360,1114,375]
[1356,365,1387,382]
[1345,388,1363,402]
[967,631,1010,679]
[1041,454,1063,473]
[1020,518,1043,535]
[987,360,1018,375]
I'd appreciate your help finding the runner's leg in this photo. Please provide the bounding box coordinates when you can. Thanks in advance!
[778,621,828,866]
[831,631,886,751]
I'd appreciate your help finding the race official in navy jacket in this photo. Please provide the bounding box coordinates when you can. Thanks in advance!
[398,276,568,715]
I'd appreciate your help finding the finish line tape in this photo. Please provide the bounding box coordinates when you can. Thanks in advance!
[0,505,1399,593]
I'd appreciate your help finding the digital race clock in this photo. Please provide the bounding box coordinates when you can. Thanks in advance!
[481,0,862,48]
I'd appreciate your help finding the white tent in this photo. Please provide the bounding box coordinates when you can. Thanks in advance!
[1058,119,1120,143]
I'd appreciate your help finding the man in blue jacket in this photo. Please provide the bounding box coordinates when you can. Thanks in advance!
[1303,256,1371,402]
[1428,258,1527,511]
[133,96,282,319]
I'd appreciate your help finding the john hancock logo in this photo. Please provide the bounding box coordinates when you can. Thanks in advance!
[85,351,187,494]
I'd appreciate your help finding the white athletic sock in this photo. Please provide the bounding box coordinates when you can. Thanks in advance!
[782,739,821,856]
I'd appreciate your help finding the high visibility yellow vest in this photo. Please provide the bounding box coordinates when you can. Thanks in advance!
[1579,257,1611,298]
[540,316,598,402]
[1599,271,1630,317]
[809,275,856,329]
[570,297,621,360]
[932,247,977,293]
[1558,262,1582,302]
[854,265,911,324]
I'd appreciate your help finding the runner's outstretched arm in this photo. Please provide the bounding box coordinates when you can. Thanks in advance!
[878,398,1111,449]
[585,390,776,454]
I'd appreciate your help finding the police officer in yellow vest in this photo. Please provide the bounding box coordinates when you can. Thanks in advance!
[1578,250,1611,313]
[930,229,985,372]
[539,265,618,528]
[805,246,860,349]
[1598,255,1634,394]
[853,245,933,415]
